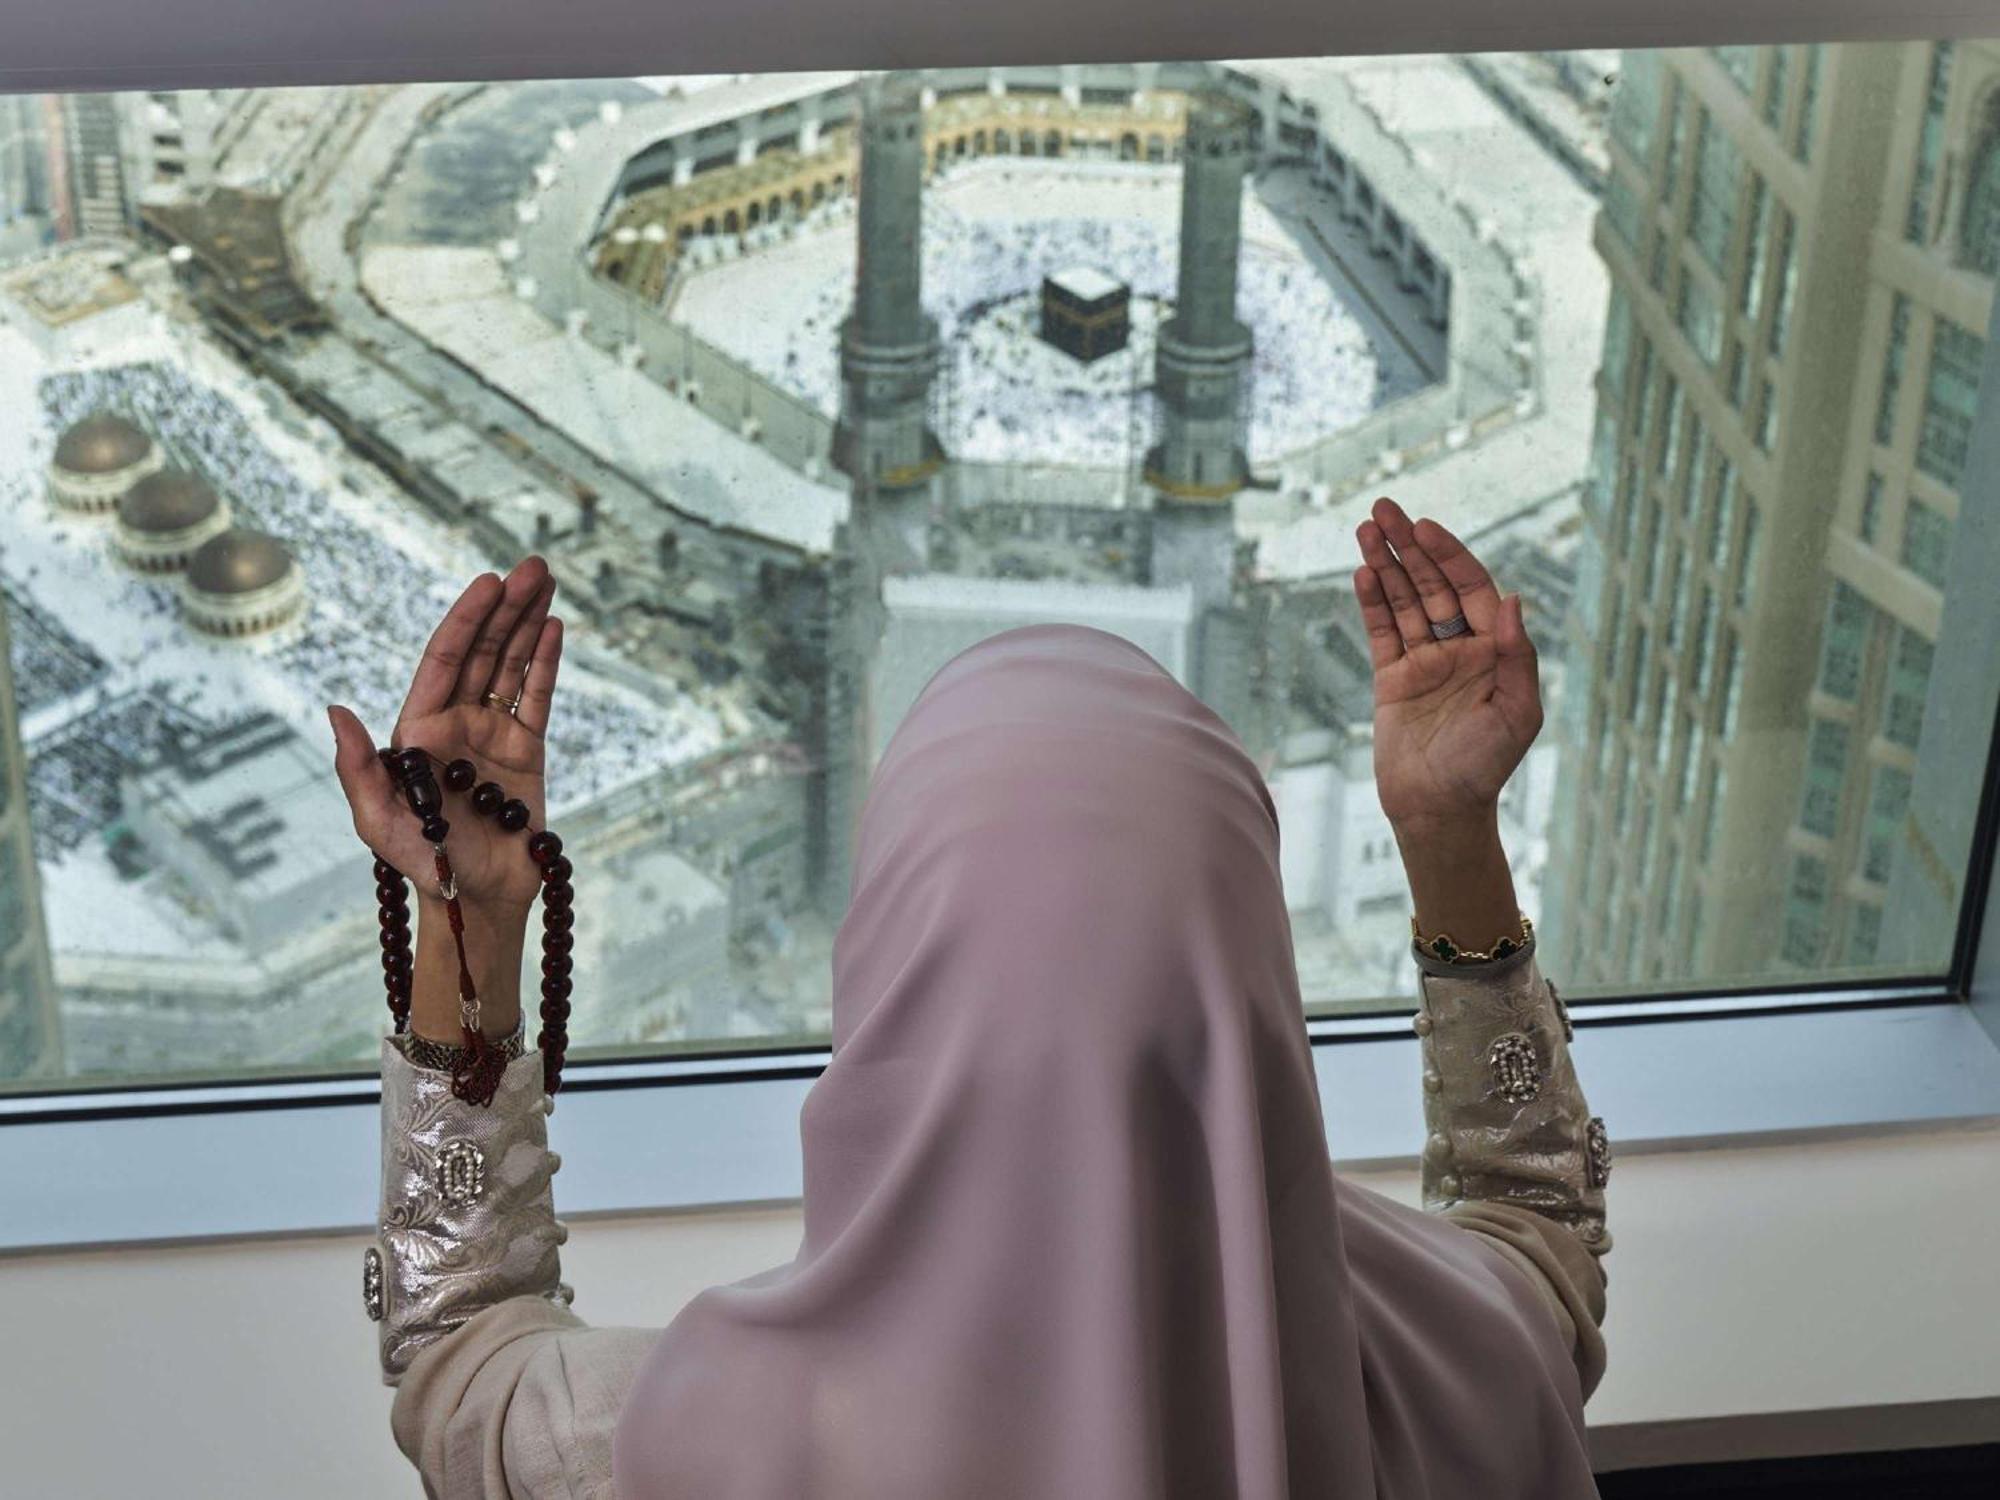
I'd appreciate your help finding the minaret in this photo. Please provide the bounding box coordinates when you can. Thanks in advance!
[821,72,945,914]
[0,575,63,1080]
[834,70,944,572]
[1146,91,1256,619]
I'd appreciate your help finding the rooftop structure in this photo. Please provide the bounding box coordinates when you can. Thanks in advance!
[114,466,231,571]
[183,527,305,635]
[47,408,164,513]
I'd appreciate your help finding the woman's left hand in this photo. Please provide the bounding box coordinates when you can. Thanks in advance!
[1351,496,1543,837]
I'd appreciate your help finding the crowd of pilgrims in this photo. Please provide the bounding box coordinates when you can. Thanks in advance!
[8,363,686,864]
[694,162,1385,467]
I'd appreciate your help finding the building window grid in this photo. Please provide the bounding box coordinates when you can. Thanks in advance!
[1611,49,1664,169]
[1754,377,1779,451]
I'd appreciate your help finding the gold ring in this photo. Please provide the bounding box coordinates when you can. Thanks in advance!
[482,690,521,714]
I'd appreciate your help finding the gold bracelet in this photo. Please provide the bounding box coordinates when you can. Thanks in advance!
[1410,911,1534,965]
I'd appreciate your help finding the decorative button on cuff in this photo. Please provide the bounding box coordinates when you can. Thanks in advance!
[363,1246,385,1322]
[436,1138,486,1206]
[1486,1032,1542,1104]
[1585,1116,1613,1189]
[1412,1011,1433,1036]
[1422,1069,1443,1095]
[1438,1173,1461,1199]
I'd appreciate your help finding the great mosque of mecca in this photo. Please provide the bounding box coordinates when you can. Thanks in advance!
[0,58,1559,1077]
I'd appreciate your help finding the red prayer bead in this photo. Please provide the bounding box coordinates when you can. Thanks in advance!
[444,758,478,792]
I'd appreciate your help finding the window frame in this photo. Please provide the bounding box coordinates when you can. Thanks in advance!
[6,1,2000,1253]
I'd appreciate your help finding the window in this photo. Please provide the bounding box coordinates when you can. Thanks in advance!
[1692,585,1718,695]
[1876,293,1912,444]
[1736,498,1762,607]
[1860,472,1884,543]
[1817,582,1872,700]
[1766,211,1797,357]
[1677,272,1722,365]
[3,35,2000,1117]
[1611,49,1664,166]
[1712,46,1760,94]
[1763,46,1791,131]
[1689,111,1741,269]
[1884,629,1935,749]
[1681,422,1708,517]
[1900,497,1952,588]
[1783,853,1831,963]
[1605,169,1643,249]
[1916,318,1986,487]
[1704,456,1736,568]
[1603,285,1633,406]
[1794,44,1823,161]
[1864,765,1913,883]
[1657,376,1683,476]
[1755,377,1779,451]
[1738,177,1771,319]
[1906,42,1955,244]
[1719,629,1744,738]
[1662,79,1689,199]
[1959,91,2000,276]
[1801,718,1849,837]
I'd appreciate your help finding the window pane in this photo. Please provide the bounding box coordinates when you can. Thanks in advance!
[1906,42,1955,243]
[1677,271,1722,365]
[7,41,2000,1089]
[1689,110,1741,270]
[1877,292,1912,444]
[1817,582,1872,700]
[1900,496,1952,587]
[1916,317,1986,486]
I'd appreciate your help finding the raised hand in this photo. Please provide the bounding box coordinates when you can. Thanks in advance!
[1351,497,1542,837]
[328,556,564,919]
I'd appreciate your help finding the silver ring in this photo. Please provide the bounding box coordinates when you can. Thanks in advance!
[1429,612,1471,640]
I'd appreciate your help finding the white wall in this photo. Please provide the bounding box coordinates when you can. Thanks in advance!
[3,1120,1996,1497]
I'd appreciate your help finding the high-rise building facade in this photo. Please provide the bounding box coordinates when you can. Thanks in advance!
[0,581,62,1079]
[1549,42,1999,989]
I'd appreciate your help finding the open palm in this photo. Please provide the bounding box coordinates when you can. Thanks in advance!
[1351,498,1543,830]
[329,557,564,915]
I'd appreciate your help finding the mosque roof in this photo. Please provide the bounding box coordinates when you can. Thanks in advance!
[118,468,221,534]
[187,528,294,595]
[53,411,153,475]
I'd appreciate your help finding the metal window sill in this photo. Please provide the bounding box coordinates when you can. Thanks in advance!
[5,989,1999,1255]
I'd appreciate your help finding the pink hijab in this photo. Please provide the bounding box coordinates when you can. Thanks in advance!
[613,623,1598,1497]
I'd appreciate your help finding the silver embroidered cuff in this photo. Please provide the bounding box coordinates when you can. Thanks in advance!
[1412,949,1612,1257]
[368,1036,573,1386]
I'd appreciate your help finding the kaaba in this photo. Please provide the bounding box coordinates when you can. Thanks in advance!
[1039,266,1131,363]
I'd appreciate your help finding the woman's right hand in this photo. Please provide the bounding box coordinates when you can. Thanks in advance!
[1351,497,1543,839]
[328,556,564,923]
